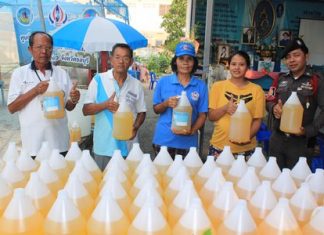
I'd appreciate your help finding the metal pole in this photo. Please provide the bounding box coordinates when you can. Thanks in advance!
[37,0,46,32]
[185,0,193,38]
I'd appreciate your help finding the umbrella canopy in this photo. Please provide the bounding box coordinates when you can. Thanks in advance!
[51,16,148,52]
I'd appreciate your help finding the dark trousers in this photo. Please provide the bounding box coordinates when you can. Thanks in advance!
[269,131,311,170]
[152,144,190,160]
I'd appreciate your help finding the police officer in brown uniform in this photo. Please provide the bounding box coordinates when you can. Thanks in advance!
[266,38,324,169]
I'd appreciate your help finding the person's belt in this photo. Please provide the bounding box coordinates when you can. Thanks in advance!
[277,130,306,138]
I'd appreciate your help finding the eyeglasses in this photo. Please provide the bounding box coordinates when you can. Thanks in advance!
[113,56,131,63]
[32,45,53,52]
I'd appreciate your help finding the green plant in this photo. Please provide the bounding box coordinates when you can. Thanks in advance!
[139,52,172,76]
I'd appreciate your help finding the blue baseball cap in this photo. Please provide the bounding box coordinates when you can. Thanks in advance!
[175,42,196,57]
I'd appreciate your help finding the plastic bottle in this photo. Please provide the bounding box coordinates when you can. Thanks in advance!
[290,183,317,226]
[15,149,38,178]
[217,200,257,235]
[229,100,252,143]
[305,168,324,205]
[104,149,129,177]
[87,190,130,235]
[101,164,131,193]
[35,141,52,162]
[194,155,216,190]
[280,91,304,134]
[226,155,248,183]
[259,156,281,182]
[126,142,144,173]
[163,155,184,188]
[291,157,312,187]
[171,91,192,132]
[153,146,173,176]
[183,147,203,176]
[44,190,86,235]
[258,198,302,235]
[113,99,134,140]
[70,121,81,144]
[173,198,215,235]
[302,206,324,235]
[48,149,70,183]
[272,168,297,199]
[248,181,277,224]
[235,167,261,200]
[65,141,82,170]
[247,147,267,174]
[37,160,64,195]
[25,172,55,217]
[132,153,159,183]
[128,199,171,235]
[42,79,65,119]
[0,188,44,235]
[1,160,27,188]
[80,150,102,183]
[215,145,235,172]
[2,141,19,162]
[0,176,12,216]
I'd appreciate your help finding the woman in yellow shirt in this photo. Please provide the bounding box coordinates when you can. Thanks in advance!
[208,51,265,158]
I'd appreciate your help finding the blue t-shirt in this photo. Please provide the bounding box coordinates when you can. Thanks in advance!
[152,74,208,149]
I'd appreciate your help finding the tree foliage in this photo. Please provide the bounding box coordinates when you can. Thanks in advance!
[161,0,187,51]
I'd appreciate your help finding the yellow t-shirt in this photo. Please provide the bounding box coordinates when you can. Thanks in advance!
[209,79,265,153]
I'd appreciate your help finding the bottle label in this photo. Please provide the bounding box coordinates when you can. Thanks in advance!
[43,96,60,112]
[174,111,189,126]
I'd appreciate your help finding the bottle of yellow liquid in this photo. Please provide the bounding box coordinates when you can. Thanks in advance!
[70,121,81,144]
[0,188,44,235]
[42,79,65,119]
[302,206,324,235]
[172,91,192,132]
[113,99,134,140]
[229,100,252,143]
[280,91,304,134]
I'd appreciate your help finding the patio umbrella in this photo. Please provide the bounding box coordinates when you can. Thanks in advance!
[51,16,148,52]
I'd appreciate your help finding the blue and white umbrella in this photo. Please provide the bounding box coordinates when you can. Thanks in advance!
[51,16,148,52]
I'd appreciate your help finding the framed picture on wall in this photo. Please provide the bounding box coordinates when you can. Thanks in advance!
[279,30,292,47]
[242,27,256,44]
[217,44,230,63]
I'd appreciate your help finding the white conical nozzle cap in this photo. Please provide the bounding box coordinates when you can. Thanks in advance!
[35,141,51,162]
[236,99,249,112]
[196,155,217,178]
[65,142,82,162]
[37,160,60,184]
[81,150,101,172]
[178,90,191,107]
[247,147,267,170]
[184,147,203,168]
[166,155,184,178]
[16,149,38,172]
[290,183,317,211]
[237,167,261,193]
[134,181,164,208]
[153,146,173,166]
[263,197,300,230]
[2,142,19,162]
[309,206,324,232]
[71,160,95,184]
[216,146,234,171]
[1,160,25,186]
[103,164,128,186]
[0,176,12,197]
[173,180,198,209]
[168,166,190,191]
[286,91,302,105]
[272,168,297,197]
[47,189,81,222]
[259,156,281,181]
[212,182,239,212]
[228,155,248,180]
[132,198,168,232]
[105,149,128,172]
[306,168,324,194]
[291,157,312,183]
[91,190,125,222]
[126,142,143,162]
[133,168,158,189]
[117,99,131,112]
[25,172,51,199]
[203,166,226,191]
[135,153,156,175]
[3,188,37,219]
[65,174,89,199]
[250,181,277,212]
[100,175,127,199]
[178,198,212,230]
[48,149,68,170]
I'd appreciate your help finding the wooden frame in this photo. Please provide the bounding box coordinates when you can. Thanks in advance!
[217,44,230,63]
[242,27,256,44]
[278,30,292,47]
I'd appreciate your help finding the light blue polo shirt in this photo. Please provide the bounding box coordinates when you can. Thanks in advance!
[152,73,208,149]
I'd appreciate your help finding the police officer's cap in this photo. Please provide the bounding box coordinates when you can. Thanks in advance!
[281,37,309,59]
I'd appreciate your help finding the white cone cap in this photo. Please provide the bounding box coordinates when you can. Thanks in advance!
[65,142,82,162]
[1,160,25,185]
[107,149,128,172]
[196,155,217,178]
[291,157,312,183]
[133,168,158,189]
[47,189,81,222]
[173,180,198,209]
[126,142,143,162]
[35,141,51,162]
[223,200,257,232]
[16,149,38,172]
[2,142,19,162]
[260,156,281,181]
[103,165,128,186]
[65,174,89,198]
[272,168,297,196]
[216,146,234,170]
[71,161,95,184]
[183,147,203,168]
[203,167,226,191]
[135,153,156,175]
[91,190,124,222]
[212,181,239,212]
[263,197,299,230]
[154,146,173,167]
[134,181,164,207]
[228,155,248,179]
[166,155,184,178]
[250,181,277,211]
[48,149,68,170]
[237,167,261,192]
[100,175,127,199]
[179,198,212,230]
[306,168,324,193]
[290,183,317,210]
[81,150,100,172]
[0,176,12,197]
[132,198,167,232]
[3,188,37,219]
[309,206,324,231]
[37,160,59,183]
[25,172,51,199]
[247,147,267,169]
[168,166,190,191]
